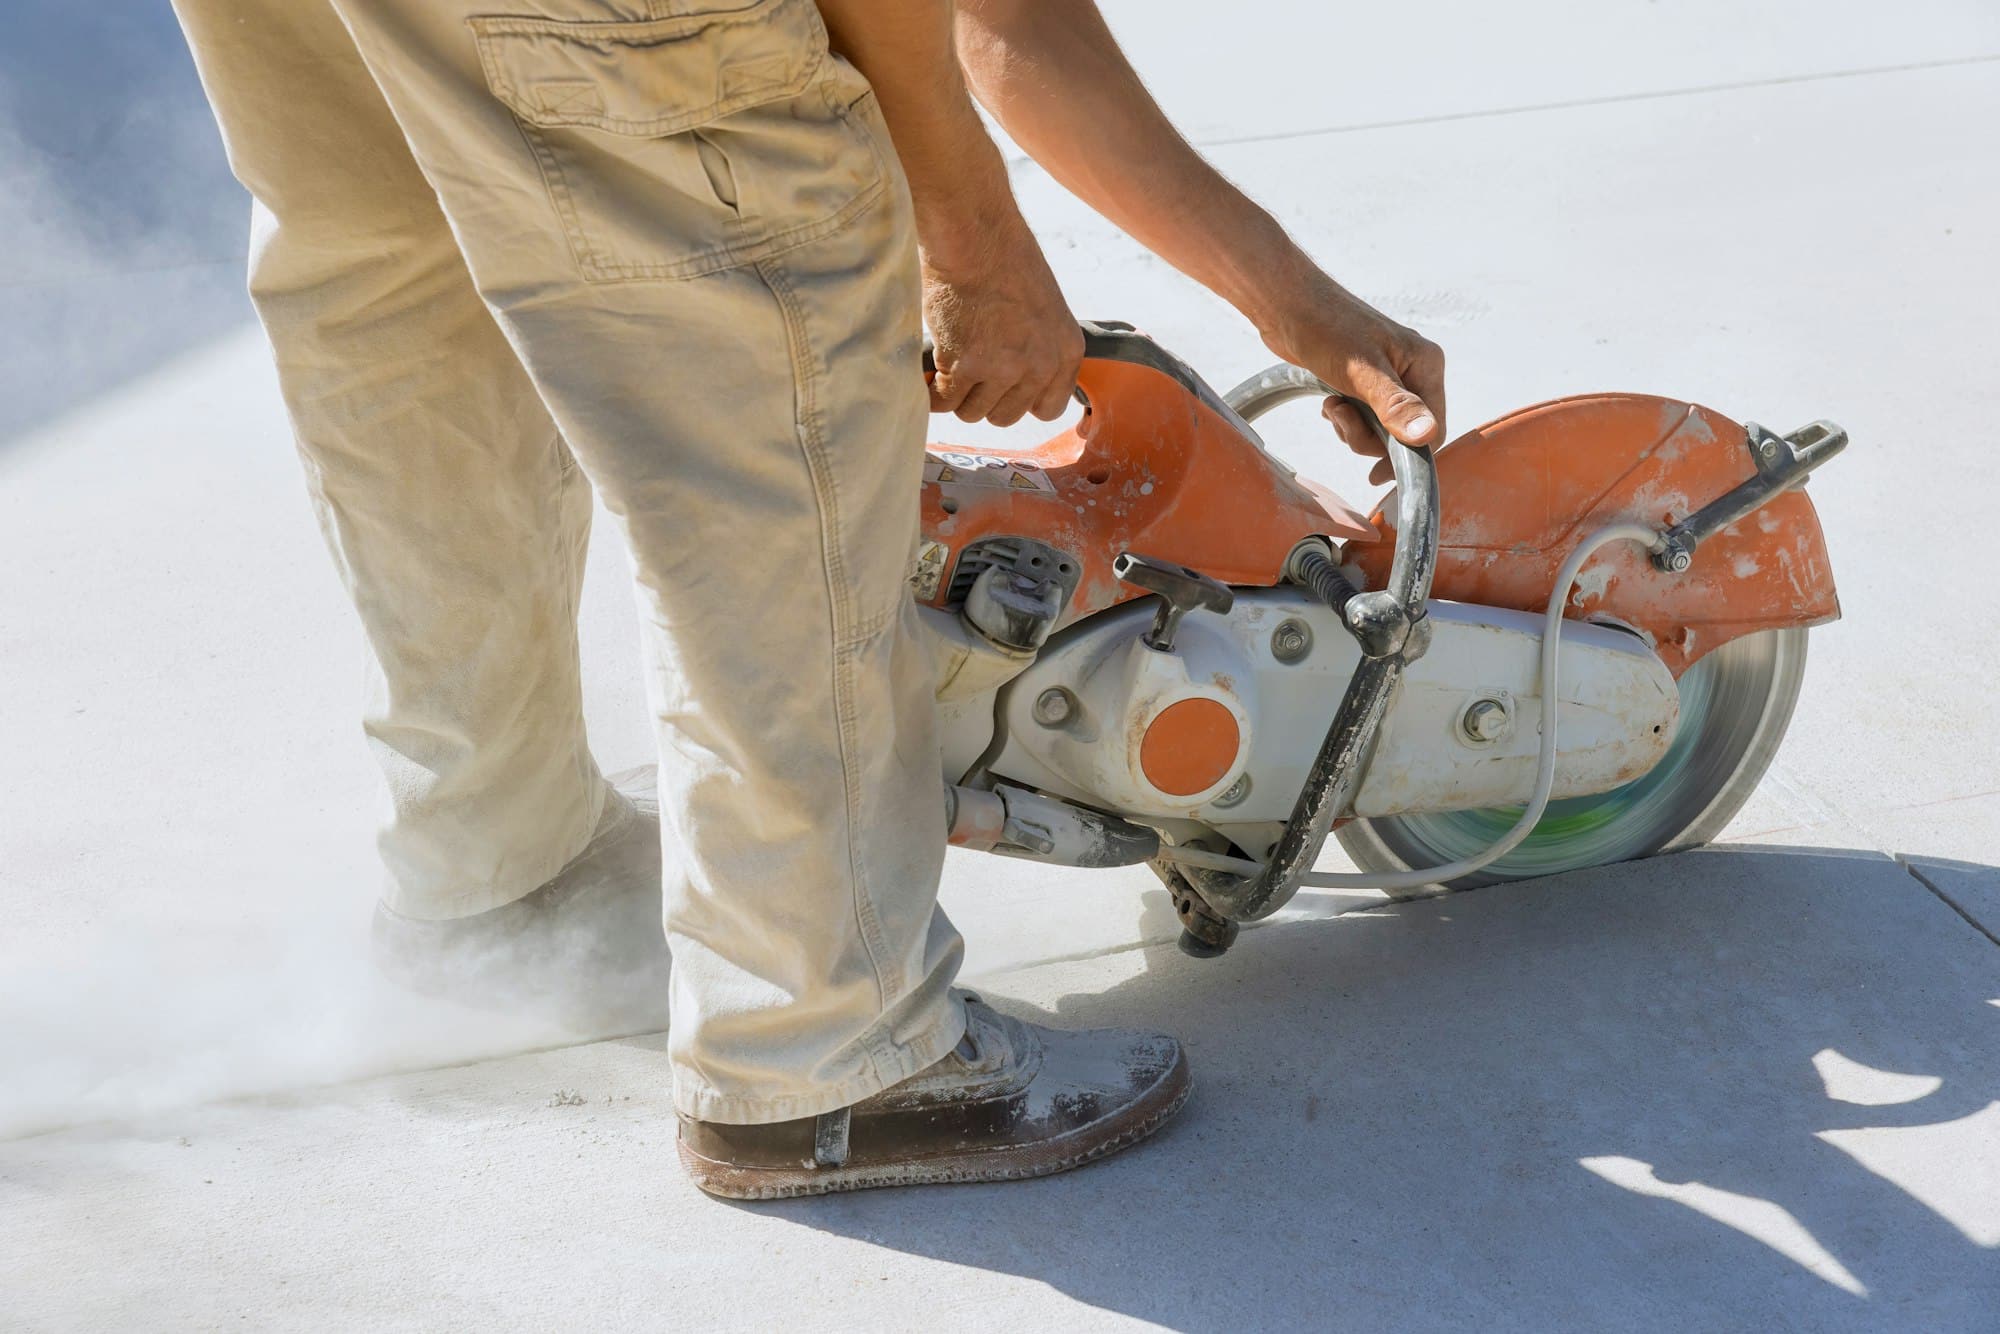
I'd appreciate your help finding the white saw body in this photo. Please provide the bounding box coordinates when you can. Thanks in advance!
[934,595,1680,863]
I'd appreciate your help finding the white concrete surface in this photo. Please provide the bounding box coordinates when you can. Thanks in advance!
[4,2,1999,1328]
[9,854,2000,1330]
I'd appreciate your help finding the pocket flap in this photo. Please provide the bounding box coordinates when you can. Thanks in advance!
[470,0,824,137]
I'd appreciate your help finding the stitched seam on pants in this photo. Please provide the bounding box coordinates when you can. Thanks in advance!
[754,255,898,1022]
[576,175,883,284]
[510,117,602,277]
[839,600,894,649]
[671,1004,964,1123]
[549,431,599,819]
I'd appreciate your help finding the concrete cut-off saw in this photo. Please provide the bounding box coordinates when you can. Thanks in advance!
[918,322,1845,956]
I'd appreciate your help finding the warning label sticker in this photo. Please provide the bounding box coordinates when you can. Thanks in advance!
[923,451,1056,494]
[908,539,950,602]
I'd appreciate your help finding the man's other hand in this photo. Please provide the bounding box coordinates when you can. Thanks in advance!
[1272,282,1447,487]
[922,218,1083,428]
[950,0,1444,477]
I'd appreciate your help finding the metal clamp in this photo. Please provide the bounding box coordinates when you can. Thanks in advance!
[1652,420,1848,573]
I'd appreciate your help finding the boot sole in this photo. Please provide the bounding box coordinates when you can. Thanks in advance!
[680,1045,1193,1201]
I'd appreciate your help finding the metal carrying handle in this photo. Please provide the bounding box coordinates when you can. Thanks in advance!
[1168,364,1443,928]
[922,321,1272,433]
[1220,364,1441,614]
[919,322,1138,376]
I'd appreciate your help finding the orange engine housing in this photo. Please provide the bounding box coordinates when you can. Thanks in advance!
[917,334,1840,681]
[916,354,1371,627]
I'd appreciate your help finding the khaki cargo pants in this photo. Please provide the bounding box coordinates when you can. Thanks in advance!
[171,0,966,1122]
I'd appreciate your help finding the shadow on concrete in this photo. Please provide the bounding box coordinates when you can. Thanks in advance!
[1,3,250,448]
[757,844,2000,1331]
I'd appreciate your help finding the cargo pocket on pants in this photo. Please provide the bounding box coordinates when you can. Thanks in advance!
[470,0,888,282]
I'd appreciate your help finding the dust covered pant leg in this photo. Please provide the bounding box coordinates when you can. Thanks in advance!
[307,0,964,1119]
[170,0,607,917]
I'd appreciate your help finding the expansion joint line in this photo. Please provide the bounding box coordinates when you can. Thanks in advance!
[1191,52,2000,150]
[1899,856,2000,951]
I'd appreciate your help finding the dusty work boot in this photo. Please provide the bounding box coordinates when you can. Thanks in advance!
[371,767,670,1034]
[677,994,1192,1200]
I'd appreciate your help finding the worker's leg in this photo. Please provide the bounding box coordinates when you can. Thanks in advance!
[326,0,963,1118]
[171,0,608,918]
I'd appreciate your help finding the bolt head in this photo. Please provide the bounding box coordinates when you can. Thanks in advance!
[1271,619,1313,664]
[1032,687,1075,727]
[1463,698,1511,742]
[1212,774,1251,809]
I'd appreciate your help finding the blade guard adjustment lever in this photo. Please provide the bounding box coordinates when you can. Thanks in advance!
[1113,552,1234,652]
[1652,419,1848,573]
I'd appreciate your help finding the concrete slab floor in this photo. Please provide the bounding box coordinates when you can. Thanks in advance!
[5,3,2000,1328]
[7,849,1999,1331]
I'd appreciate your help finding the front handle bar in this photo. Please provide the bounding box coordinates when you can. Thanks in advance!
[1168,362,1443,926]
[1221,362,1441,618]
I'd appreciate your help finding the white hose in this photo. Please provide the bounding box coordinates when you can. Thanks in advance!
[1153,523,1667,892]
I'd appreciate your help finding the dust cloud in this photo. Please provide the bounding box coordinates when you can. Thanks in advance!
[0,3,252,446]
[0,9,600,1139]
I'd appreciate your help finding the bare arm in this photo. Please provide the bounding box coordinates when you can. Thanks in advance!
[815,0,1083,425]
[956,0,1443,465]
